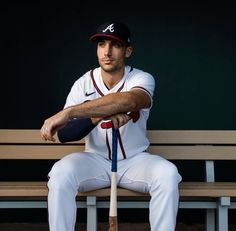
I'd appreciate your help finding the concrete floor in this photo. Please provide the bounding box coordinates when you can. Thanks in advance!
[0,223,214,231]
[1,222,236,231]
[0,223,205,231]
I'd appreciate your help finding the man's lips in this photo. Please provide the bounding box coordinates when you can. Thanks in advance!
[102,59,114,63]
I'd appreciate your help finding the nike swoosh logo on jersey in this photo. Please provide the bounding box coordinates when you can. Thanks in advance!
[85,91,96,96]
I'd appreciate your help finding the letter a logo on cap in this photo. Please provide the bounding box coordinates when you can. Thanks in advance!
[102,23,114,33]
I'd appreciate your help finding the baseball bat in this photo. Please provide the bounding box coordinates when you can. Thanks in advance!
[101,112,140,230]
[101,121,118,231]
[109,127,118,231]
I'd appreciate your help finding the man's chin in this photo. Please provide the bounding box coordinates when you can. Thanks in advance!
[101,65,116,73]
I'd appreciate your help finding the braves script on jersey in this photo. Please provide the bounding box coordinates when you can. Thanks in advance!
[64,66,155,160]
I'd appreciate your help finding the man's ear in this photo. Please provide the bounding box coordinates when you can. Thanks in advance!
[125,46,133,58]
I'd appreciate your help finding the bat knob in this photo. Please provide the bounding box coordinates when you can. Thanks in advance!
[101,121,113,129]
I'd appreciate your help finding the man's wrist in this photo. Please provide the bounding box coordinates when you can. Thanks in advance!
[91,117,102,125]
[65,106,75,121]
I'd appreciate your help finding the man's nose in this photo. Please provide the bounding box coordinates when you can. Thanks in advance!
[104,44,112,55]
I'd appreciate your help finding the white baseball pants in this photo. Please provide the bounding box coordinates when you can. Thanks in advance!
[47,152,182,231]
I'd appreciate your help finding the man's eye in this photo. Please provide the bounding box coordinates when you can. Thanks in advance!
[112,43,122,48]
[98,41,105,46]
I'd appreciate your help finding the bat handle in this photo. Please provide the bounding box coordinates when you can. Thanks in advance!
[108,127,118,231]
[111,128,118,171]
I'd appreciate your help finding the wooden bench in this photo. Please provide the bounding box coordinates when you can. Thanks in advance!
[0,129,236,231]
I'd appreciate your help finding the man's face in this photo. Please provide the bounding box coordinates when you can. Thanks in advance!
[96,39,132,73]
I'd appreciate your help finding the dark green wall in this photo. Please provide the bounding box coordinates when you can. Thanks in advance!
[1,1,236,129]
[1,1,236,224]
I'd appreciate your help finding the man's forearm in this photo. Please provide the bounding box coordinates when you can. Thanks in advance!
[67,92,137,119]
[40,90,150,142]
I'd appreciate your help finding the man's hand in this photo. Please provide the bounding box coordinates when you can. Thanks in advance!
[40,108,71,142]
[105,113,131,129]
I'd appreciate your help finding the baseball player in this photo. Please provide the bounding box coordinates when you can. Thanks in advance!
[41,21,182,231]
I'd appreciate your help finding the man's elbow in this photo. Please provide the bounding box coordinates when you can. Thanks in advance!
[128,91,151,110]
[122,93,142,111]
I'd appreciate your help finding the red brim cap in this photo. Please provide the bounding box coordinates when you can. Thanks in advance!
[89,34,127,45]
[89,21,131,45]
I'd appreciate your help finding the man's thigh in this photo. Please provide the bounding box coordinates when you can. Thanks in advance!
[49,152,111,192]
[117,152,176,193]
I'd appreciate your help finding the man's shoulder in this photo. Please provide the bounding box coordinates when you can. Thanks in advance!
[127,66,155,81]
[128,66,153,76]
[75,67,100,82]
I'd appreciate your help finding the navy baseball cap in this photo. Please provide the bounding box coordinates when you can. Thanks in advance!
[89,21,131,45]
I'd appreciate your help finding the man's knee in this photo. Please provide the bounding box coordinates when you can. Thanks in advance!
[152,161,181,192]
[47,160,77,191]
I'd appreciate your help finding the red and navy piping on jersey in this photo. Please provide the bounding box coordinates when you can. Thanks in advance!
[106,129,126,160]
[90,68,133,96]
[131,86,152,99]
[90,70,104,96]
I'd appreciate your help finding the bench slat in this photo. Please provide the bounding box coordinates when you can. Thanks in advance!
[0,129,84,144]
[0,145,84,159]
[1,182,236,197]
[148,146,236,160]
[1,145,236,160]
[148,130,236,144]
[1,130,236,144]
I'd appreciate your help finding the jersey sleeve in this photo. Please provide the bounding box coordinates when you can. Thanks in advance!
[64,77,86,109]
[128,70,156,106]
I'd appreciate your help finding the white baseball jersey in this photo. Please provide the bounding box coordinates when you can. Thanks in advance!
[64,65,155,160]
